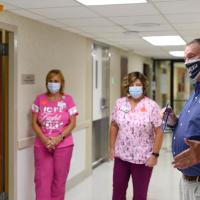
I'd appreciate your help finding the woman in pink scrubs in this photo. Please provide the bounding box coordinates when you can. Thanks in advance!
[110,71,163,200]
[32,69,78,200]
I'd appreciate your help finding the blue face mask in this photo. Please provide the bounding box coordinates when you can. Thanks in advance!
[185,59,200,84]
[129,86,143,99]
[48,82,61,94]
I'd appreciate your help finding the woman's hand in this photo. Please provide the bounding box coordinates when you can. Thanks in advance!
[50,135,63,147]
[145,155,158,167]
[41,137,55,150]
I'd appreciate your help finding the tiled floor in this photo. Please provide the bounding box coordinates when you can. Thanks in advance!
[67,135,181,200]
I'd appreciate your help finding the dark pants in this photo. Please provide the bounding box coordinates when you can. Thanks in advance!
[112,157,153,200]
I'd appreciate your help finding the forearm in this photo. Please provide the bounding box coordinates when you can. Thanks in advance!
[61,122,76,138]
[61,115,76,138]
[109,122,118,150]
[152,127,164,153]
[32,122,47,143]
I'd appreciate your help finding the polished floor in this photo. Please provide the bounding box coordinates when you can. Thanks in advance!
[67,134,181,200]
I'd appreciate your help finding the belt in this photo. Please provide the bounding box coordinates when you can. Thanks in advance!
[183,175,200,182]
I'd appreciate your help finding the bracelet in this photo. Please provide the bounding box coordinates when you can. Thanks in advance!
[152,152,159,158]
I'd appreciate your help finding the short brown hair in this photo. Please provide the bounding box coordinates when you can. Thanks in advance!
[46,69,65,94]
[187,38,200,46]
[122,71,149,96]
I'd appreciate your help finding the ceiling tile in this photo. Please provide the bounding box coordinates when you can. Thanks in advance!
[58,17,115,27]
[155,0,200,14]
[166,13,200,23]
[138,31,178,37]
[124,23,173,32]
[151,0,187,1]
[89,3,159,17]
[174,23,200,31]
[10,9,47,20]
[80,26,124,33]
[29,6,99,19]
[109,15,168,25]
[1,0,80,9]
[1,0,195,59]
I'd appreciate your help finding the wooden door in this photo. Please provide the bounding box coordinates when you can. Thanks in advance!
[0,30,9,197]
[0,31,2,192]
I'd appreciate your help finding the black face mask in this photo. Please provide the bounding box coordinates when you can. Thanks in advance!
[185,59,200,84]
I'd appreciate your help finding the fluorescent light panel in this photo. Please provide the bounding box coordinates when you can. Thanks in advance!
[76,0,147,6]
[169,51,184,57]
[143,36,186,46]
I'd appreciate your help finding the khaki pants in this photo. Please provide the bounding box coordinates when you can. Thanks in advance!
[180,175,200,200]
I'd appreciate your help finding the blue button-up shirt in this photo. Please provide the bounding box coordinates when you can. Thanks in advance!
[172,82,200,176]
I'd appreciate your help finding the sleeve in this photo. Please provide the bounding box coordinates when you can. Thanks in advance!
[111,100,119,123]
[32,96,40,114]
[66,95,78,116]
[151,102,162,128]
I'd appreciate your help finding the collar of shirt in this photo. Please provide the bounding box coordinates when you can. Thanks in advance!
[194,82,200,95]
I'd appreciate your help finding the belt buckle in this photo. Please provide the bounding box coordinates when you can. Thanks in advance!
[196,176,200,182]
[184,175,200,182]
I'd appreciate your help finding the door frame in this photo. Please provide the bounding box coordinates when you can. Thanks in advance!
[0,21,18,200]
[152,59,184,108]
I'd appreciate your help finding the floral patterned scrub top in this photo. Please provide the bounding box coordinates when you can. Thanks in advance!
[111,96,162,164]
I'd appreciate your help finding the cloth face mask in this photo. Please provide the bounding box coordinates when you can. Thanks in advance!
[48,82,61,94]
[185,59,200,84]
[129,86,143,99]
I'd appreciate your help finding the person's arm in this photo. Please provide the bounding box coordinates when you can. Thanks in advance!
[109,121,119,160]
[146,126,163,167]
[32,112,53,149]
[51,115,76,146]
[172,139,200,169]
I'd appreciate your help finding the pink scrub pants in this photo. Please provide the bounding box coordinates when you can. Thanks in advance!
[34,145,73,200]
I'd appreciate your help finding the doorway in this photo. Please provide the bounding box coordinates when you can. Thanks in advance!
[0,29,9,200]
[153,59,191,115]
[120,57,128,97]
[92,44,110,168]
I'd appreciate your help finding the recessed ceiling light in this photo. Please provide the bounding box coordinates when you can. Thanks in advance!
[143,36,186,46]
[134,23,160,27]
[169,51,184,57]
[76,0,147,6]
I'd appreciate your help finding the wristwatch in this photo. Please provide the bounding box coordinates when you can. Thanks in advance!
[152,152,159,158]
[60,134,66,141]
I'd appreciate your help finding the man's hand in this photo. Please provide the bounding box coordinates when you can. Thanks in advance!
[172,138,200,169]
[160,107,176,126]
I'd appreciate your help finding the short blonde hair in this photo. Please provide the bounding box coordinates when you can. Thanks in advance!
[46,69,65,95]
[122,71,149,96]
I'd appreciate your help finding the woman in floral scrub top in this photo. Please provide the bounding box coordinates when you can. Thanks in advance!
[109,71,163,200]
[32,69,78,200]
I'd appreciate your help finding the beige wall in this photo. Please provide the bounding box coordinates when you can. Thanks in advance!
[0,10,152,200]
[1,11,93,140]
[128,51,153,73]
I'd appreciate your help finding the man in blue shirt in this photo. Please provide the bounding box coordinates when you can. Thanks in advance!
[169,38,200,200]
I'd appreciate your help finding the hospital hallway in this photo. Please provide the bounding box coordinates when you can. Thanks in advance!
[1,1,199,199]
[67,134,181,200]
